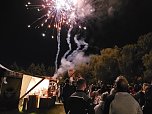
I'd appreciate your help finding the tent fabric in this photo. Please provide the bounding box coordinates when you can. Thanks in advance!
[20,75,49,98]
[0,64,50,99]
[20,75,32,98]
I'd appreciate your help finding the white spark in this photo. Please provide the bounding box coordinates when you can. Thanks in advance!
[42,33,46,37]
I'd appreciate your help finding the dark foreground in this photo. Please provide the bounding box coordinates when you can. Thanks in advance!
[0,103,65,114]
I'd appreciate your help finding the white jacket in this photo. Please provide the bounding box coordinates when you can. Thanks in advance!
[109,92,143,114]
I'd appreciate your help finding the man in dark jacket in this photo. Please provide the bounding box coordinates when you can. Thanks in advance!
[62,79,75,114]
[134,83,149,107]
[143,80,152,114]
[67,78,95,114]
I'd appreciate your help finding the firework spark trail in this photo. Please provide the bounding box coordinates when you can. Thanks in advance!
[26,0,94,77]
[55,30,61,72]
[63,26,73,58]
[26,0,130,79]
[67,34,80,60]
[67,35,88,61]
[74,34,81,51]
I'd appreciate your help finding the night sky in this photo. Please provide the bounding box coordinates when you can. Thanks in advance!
[1,0,152,68]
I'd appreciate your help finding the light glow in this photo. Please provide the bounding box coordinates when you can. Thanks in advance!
[26,77,49,97]
[26,0,94,30]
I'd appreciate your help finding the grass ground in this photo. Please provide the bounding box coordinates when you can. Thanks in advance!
[0,103,65,114]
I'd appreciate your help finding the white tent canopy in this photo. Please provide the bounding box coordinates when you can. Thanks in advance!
[20,74,49,98]
[0,64,50,98]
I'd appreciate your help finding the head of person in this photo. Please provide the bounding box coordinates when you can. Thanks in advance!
[142,83,149,92]
[101,92,109,101]
[76,78,87,91]
[97,89,102,95]
[114,76,129,92]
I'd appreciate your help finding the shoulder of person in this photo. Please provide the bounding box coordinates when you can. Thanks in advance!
[107,94,115,101]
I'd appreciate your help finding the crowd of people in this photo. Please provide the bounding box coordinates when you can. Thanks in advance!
[58,76,152,114]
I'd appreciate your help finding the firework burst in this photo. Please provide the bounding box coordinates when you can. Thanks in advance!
[26,0,94,73]
[26,0,94,30]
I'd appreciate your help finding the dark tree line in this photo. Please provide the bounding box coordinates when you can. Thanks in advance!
[76,32,152,84]
[10,32,152,84]
[10,63,55,76]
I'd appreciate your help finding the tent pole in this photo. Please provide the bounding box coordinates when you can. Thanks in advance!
[19,78,45,100]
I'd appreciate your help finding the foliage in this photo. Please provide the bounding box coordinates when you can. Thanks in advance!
[137,33,152,54]
[9,32,152,83]
[76,32,152,84]
[76,47,121,84]
[119,44,139,81]
[142,51,152,82]
[47,66,55,76]
[10,62,21,71]
[76,63,96,84]
[10,62,55,77]
[92,47,120,83]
